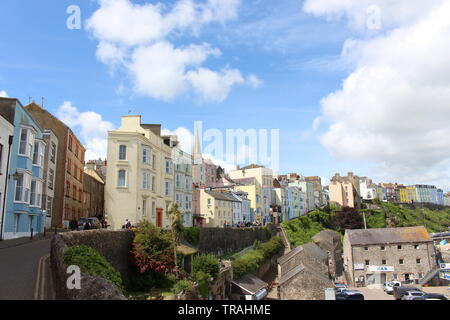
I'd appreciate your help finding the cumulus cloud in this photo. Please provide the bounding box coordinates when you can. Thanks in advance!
[86,0,258,102]
[307,0,450,189]
[56,101,115,160]
[0,90,8,97]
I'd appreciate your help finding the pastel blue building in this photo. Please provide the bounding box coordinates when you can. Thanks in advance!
[1,98,46,240]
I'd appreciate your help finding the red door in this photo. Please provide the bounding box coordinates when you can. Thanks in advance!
[156,209,163,228]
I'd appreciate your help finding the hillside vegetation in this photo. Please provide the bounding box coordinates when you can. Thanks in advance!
[282,201,450,247]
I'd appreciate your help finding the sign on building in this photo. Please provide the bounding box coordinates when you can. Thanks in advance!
[325,288,336,300]
[368,266,394,272]
[354,264,365,270]
[440,263,450,270]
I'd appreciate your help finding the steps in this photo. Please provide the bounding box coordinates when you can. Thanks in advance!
[419,265,441,286]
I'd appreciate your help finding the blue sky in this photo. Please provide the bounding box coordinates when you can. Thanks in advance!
[1,0,449,190]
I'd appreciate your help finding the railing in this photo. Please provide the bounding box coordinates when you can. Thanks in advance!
[418,265,441,286]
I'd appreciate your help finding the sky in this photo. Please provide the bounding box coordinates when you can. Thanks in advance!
[0,0,449,191]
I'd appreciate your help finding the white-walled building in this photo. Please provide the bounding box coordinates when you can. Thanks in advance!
[359,177,378,201]
[172,146,193,227]
[105,116,175,230]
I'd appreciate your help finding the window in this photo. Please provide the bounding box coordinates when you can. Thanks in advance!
[142,199,147,217]
[142,171,150,190]
[119,145,127,160]
[33,141,45,167]
[46,196,53,217]
[142,146,151,164]
[382,259,387,265]
[165,181,172,197]
[165,159,172,174]
[50,142,56,163]
[365,260,370,266]
[67,158,71,174]
[15,172,31,203]
[19,127,34,158]
[151,175,155,192]
[152,155,156,169]
[48,169,55,189]
[152,202,156,218]
[414,245,419,249]
[381,246,385,251]
[30,180,42,207]
[399,259,404,265]
[68,135,73,151]
[364,247,369,251]
[118,170,127,187]
[66,182,71,197]
[397,245,402,250]
[393,274,398,280]
[416,258,421,264]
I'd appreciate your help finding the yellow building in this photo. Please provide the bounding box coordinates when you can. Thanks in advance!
[232,177,263,224]
[400,186,417,203]
[199,190,233,228]
[105,116,175,230]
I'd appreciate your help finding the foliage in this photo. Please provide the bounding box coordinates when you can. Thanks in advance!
[172,279,196,295]
[232,236,284,279]
[282,213,330,247]
[183,227,200,246]
[63,245,124,292]
[131,221,175,274]
[191,254,220,299]
[168,203,185,275]
[332,207,364,232]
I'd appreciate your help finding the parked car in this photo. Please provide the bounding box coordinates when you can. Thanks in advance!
[383,281,401,294]
[335,283,347,289]
[335,287,347,295]
[402,290,426,300]
[411,293,448,300]
[336,290,365,300]
[78,217,102,230]
[393,286,422,300]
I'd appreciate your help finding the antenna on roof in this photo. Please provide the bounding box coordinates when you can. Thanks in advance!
[128,109,132,115]
[41,97,45,108]
[29,96,32,104]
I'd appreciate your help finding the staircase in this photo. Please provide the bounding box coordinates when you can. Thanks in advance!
[278,225,291,253]
[419,265,441,286]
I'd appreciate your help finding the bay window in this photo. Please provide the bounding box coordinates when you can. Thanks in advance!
[19,127,35,158]
[32,141,45,167]
[15,172,31,203]
[30,180,42,207]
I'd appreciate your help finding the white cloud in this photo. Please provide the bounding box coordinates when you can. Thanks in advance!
[56,101,115,160]
[86,0,258,102]
[308,1,450,190]
[0,90,8,97]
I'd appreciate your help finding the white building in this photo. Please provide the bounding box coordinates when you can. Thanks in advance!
[172,145,193,227]
[105,116,175,230]
[0,110,14,235]
[359,177,378,201]
[289,177,315,212]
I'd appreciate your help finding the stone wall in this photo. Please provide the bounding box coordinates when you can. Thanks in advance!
[198,224,277,255]
[50,229,134,300]
[278,246,328,279]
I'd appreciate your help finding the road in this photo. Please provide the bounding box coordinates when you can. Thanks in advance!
[0,238,53,300]
[348,286,450,300]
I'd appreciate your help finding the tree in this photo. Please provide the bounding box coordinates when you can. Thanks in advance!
[332,206,364,232]
[131,221,176,274]
[168,203,185,277]
[191,254,220,299]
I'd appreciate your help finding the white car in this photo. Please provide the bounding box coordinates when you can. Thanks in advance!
[383,281,401,294]
[401,291,425,300]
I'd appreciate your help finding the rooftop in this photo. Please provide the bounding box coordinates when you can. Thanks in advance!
[232,273,267,295]
[346,226,432,246]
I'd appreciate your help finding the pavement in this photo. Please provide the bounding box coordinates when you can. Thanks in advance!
[0,234,59,300]
[347,286,450,300]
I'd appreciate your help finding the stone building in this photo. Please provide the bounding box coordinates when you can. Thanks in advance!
[343,227,437,287]
[278,264,334,300]
[83,168,105,219]
[25,102,86,228]
[312,229,344,280]
[277,243,329,278]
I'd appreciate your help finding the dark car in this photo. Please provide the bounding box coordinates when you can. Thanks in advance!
[77,217,102,230]
[336,290,365,300]
[411,293,448,300]
[393,286,422,300]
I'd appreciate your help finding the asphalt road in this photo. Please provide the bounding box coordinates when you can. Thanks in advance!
[0,238,51,300]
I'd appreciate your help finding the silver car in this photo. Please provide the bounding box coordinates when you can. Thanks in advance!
[401,290,425,300]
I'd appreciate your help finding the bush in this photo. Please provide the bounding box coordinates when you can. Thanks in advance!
[172,279,196,295]
[183,227,200,246]
[232,236,284,279]
[63,245,124,292]
[192,254,220,281]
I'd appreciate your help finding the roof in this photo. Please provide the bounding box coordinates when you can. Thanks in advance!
[205,191,236,202]
[279,263,332,285]
[346,227,432,246]
[84,168,105,184]
[277,242,328,264]
[233,177,257,186]
[232,273,267,295]
[176,241,198,256]
[313,229,341,243]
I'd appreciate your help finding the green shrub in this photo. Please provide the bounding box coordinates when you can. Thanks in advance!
[192,254,220,281]
[183,227,200,246]
[172,279,196,295]
[63,245,124,292]
[232,236,284,279]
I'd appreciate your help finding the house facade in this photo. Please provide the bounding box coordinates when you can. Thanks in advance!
[199,189,233,228]
[83,168,105,219]
[1,98,46,239]
[105,116,175,230]
[172,146,193,227]
[343,227,436,287]
[41,129,58,229]
[25,102,86,228]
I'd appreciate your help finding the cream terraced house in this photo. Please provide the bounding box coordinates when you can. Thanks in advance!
[199,189,234,228]
[105,116,175,230]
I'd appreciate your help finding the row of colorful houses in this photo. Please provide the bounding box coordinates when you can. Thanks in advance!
[328,172,448,208]
[0,98,106,240]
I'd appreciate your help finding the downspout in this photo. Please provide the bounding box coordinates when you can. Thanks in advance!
[0,135,14,241]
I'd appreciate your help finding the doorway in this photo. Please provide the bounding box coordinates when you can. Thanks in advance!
[156,208,163,228]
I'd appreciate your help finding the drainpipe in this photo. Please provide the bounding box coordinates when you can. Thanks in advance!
[0,136,14,241]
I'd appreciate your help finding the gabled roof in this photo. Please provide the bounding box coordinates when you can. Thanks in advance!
[232,273,267,295]
[279,263,332,285]
[233,177,257,186]
[346,226,432,246]
[277,242,328,264]
[205,191,236,202]
[84,168,105,184]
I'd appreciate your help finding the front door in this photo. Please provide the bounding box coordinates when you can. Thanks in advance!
[156,208,163,228]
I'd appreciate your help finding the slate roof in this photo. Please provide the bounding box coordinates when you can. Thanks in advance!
[279,263,332,285]
[232,273,268,295]
[233,177,257,186]
[277,242,328,264]
[346,226,432,246]
[205,191,237,202]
